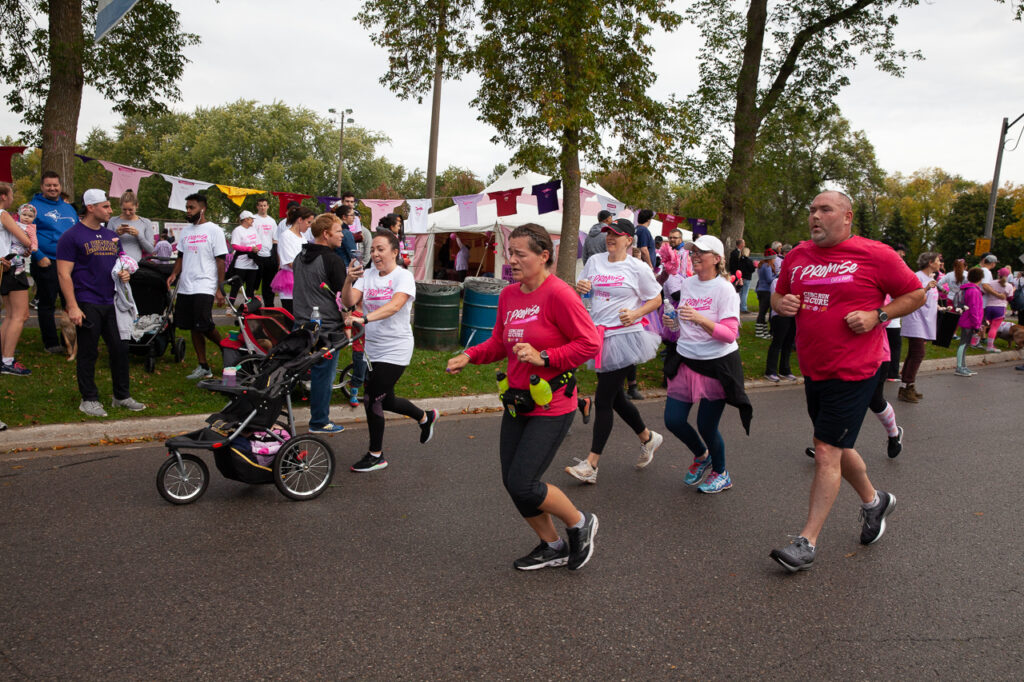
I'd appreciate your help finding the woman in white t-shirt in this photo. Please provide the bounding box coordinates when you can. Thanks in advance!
[228,211,262,302]
[898,252,940,401]
[342,229,438,473]
[0,183,35,376]
[565,219,663,485]
[662,235,746,494]
[271,206,314,313]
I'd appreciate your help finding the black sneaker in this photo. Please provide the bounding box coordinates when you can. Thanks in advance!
[805,446,816,458]
[419,409,439,444]
[860,491,896,545]
[887,426,904,458]
[513,541,569,571]
[770,536,816,573]
[566,512,599,570]
[577,396,591,424]
[626,385,644,400]
[351,452,388,472]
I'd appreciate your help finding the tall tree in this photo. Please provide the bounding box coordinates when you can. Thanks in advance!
[470,0,681,282]
[0,0,199,197]
[937,188,1020,264]
[358,0,474,200]
[876,168,976,259]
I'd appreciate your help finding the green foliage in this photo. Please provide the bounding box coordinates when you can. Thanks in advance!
[0,0,199,142]
[434,166,484,210]
[875,168,977,260]
[936,189,1021,264]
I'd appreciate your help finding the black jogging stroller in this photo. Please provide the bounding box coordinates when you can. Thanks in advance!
[128,258,187,372]
[156,321,363,504]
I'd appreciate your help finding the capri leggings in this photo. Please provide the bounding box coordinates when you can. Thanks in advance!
[500,411,574,517]
[869,361,889,413]
[591,365,647,454]
[664,397,727,473]
[364,361,425,452]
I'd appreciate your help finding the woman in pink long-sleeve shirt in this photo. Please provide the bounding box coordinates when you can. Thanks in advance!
[447,224,601,572]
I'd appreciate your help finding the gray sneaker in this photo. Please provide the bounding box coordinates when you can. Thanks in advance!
[770,536,815,573]
[112,397,146,412]
[79,400,108,418]
[565,458,598,484]
[186,365,213,380]
[636,430,662,469]
[860,490,896,545]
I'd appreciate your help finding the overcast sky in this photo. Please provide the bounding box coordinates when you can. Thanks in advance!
[3,0,1023,189]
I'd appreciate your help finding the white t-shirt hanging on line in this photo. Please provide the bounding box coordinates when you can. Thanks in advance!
[230,225,261,270]
[354,265,417,365]
[176,222,229,296]
[674,275,740,360]
[581,252,662,337]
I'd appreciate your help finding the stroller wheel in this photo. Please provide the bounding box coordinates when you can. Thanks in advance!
[273,435,335,501]
[174,337,187,363]
[145,355,157,373]
[157,453,209,504]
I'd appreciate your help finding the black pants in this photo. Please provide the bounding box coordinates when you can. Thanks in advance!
[591,365,647,454]
[766,315,796,375]
[229,268,261,301]
[364,362,424,452]
[77,302,130,402]
[280,298,293,314]
[30,261,65,348]
[886,327,902,378]
[500,411,574,517]
[870,361,889,413]
[258,250,278,307]
[756,290,771,325]
[625,365,636,385]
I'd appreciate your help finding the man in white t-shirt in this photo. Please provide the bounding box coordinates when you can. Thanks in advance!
[252,198,278,306]
[166,193,228,380]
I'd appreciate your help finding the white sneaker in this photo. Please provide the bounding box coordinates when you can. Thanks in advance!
[565,458,598,484]
[186,365,213,380]
[112,397,146,412]
[79,400,108,418]
[636,430,663,469]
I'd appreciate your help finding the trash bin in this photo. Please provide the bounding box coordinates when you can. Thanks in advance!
[933,309,961,348]
[460,277,508,347]
[414,280,462,351]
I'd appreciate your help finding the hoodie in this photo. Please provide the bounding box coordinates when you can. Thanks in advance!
[29,192,79,262]
[293,243,348,332]
[582,223,607,264]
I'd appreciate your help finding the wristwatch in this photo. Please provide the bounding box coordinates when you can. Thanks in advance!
[876,308,889,323]
[540,351,550,367]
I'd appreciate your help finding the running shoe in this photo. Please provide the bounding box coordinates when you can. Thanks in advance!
[513,541,569,571]
[309,422,345,434]
[783,374,799,382]
[770,536,815,573]
[698,470,732,494]
[186,365,213,380]
[577,396,591,424]
[636,430,662,469]
[684,455,711,485]
[953,368,973,377]
[626,385,644,400]
[566,512,599,570]
[887,426,904,459]
[860,490,896,545]
[112,397,146,411]
[0,419,6,431]
[764,373,780,383]
[348,387,360,407]
[79,400,108,418]
[565,458,598,484]
[45,345,66,355]
[419,409,439,444]
[351,452,388,472]
[986,346,1001,353]
[1016,365,1024,371]
[1,361,31,376]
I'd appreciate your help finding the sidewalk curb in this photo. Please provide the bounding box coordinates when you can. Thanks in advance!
[2,350,1020,455]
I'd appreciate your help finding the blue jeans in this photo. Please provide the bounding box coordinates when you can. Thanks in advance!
[739,280,752,313]
[309,352,340,427]
[664,397,727,473]
[350,350,366,389]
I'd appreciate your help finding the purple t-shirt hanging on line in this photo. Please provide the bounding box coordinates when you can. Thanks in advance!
[55,221,124,306]
[532,180,561,214]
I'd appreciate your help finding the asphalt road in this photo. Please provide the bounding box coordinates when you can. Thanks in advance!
[2,366,1022,680]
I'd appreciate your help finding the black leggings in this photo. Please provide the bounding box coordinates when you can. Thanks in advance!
[500,411,574,517]
[229,267,260,301]
[870,361,889,414]
[591,366,647,454]
[364,361,424,452]
[756,290,771,324]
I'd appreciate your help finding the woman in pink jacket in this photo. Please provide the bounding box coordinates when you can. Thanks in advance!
[954,268,985,377]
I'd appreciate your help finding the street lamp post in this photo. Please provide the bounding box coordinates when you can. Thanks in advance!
[328,107,354,198]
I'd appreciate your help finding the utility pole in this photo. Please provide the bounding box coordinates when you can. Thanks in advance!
[329,108,354,198]
[984,112,1024,239]
[425,6,446,201]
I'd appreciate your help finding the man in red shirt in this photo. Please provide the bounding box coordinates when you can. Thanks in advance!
[769,191,924,573]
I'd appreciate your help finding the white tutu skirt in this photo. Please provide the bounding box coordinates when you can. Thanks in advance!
[588,327,661,373]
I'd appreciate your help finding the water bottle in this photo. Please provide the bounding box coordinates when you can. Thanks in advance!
[496,371,510,400]
[664,299,679,330]
[529,374,553,408]
[310,305,321,328]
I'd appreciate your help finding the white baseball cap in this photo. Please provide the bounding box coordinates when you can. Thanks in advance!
[688,234,725,258]
[83,188,107,205]
[239,210,255,220]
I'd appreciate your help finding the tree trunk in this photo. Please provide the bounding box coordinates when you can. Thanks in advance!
[556,128,581,284]
[719,0,768,254]
[41,0,85,198]
[425,4,445,201]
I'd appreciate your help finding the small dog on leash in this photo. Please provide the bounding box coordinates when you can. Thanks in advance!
[58,310,78,361]
[994,321,1024,350]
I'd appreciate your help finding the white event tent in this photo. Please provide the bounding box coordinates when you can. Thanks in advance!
[404,166,688,281]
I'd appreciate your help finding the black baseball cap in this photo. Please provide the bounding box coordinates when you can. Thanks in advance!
[602,218,636,237]
[597,210,614,222]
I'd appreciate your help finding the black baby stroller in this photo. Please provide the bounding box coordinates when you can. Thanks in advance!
[156,321,362,504]
[129,258,187,372]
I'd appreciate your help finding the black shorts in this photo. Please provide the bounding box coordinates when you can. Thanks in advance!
[175,293,216,332]
[0,270,30,295]
[803,364,884,450]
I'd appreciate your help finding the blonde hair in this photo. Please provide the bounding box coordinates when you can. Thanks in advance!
[120,189,138,206]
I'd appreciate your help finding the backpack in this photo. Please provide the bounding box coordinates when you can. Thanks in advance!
[952,286,966,310]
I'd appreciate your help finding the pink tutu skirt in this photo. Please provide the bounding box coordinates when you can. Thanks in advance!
[271,268,294,295]
[666,362,726,403]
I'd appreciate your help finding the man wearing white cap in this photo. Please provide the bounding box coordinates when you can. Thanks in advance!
[56,189,146,417]
[228,210,261,302]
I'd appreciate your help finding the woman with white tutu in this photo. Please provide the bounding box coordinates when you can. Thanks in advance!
[565,218,664,485]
